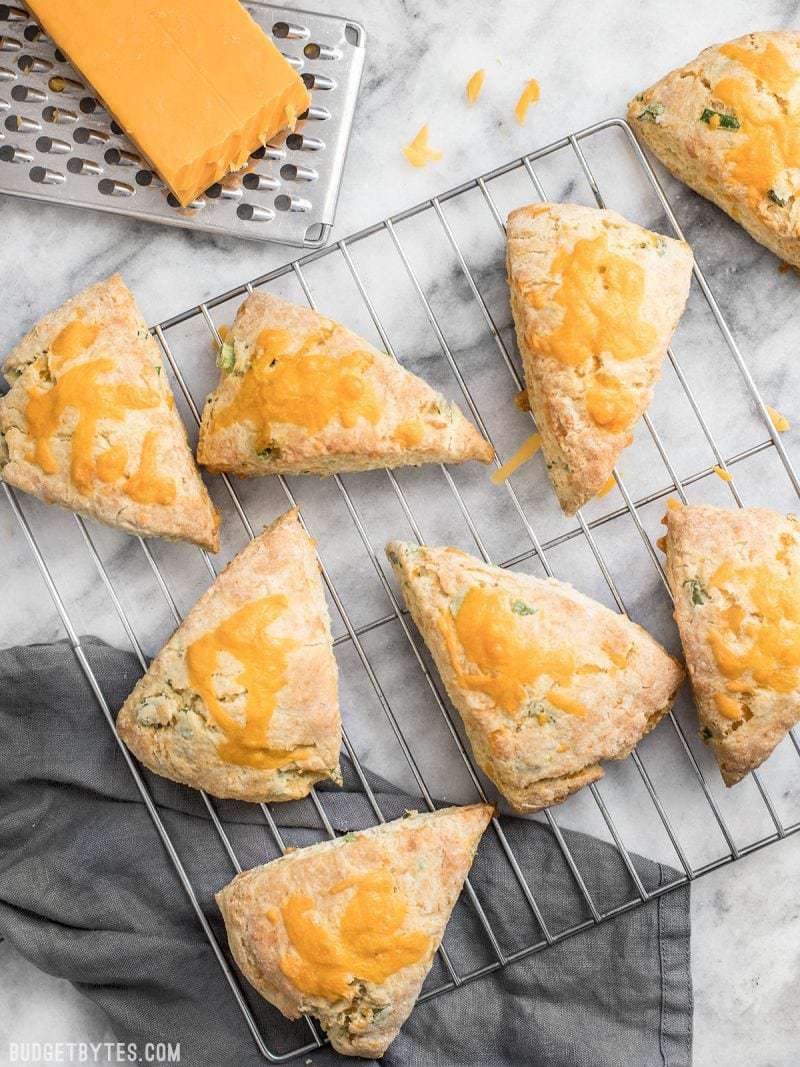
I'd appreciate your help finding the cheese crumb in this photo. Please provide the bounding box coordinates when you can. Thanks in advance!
[402,124,443,167]
[515,79,541,125]
[666,497,682,510]
[767,404,790,432]
[466,69,486,105]
[713,465,733,482]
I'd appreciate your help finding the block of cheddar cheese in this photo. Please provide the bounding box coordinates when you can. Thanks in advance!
[26,0,311,206]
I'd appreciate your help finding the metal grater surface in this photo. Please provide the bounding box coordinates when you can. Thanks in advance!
[0,3,365,247]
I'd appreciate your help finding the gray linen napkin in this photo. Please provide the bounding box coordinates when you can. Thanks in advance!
[0,639,692,1066]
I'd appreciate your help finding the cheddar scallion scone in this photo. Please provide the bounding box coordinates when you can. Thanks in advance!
[196,291,493,476]
[506,203,693,514]
[663,501,800,785]
[216,804,492,1058]
[0,275,219,551]
[628,32,800,267]
[387,541,683,812]
[117,507,341,802]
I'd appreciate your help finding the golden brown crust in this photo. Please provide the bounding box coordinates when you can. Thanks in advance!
[664,503,800,785]
[196,291,493,476]
[0,275,220,551]
[116,507,341,802]
[506,203,693,515]
[387,541,683,812]
[628,32,800,267]
[216,804,492,1058]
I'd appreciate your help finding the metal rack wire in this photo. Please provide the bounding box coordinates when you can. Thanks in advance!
[5,116,800,1061]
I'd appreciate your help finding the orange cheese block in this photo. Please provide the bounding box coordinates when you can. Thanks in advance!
[26,0,311,206]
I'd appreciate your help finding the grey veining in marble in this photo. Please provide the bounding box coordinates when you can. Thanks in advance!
[2,2,800,1065]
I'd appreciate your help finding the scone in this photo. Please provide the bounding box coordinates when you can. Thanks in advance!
[387,541,683,812]
[196,291,493,476]
[506,203,693,515]
[663,501,800,785]
[117,507,341,802]
[628,32,800,267]
[216,804,492,1058]
[0,275,219,551]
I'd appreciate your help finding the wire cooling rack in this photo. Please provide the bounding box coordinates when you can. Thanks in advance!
[4,117,800,1061]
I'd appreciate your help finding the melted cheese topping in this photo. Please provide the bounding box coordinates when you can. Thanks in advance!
[438,584,601,717]
[211,327,383,449]
[25,351,163,494]
[186,595,310,769]
[96,443,129,484]
[466,69,486,104]
[706,559,800,712]
[585,372,638,434]
[515,79,540,124]
[528,234,657,367]
[490,433,541,484]
[714,691,743,720]
[402,124,443,167]
[710,41,800,202]
[393,418,425,449]
[720,40,797,97]
[524,233,655,435]
[279,870,430,1001]
[49,319,100,373]
[124,430,176,506]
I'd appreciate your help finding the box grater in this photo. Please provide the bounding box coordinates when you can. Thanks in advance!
[0,2,366,247]
[5,116,800,1060]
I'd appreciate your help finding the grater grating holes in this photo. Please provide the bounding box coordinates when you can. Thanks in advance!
[0,4,366,247]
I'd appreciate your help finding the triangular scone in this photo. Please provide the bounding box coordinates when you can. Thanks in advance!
[0,275,219,551]
[117,508,341,802]
[216,804,492,1058]
[628,32,800,268]
[196,291,493,476]
[506,203,693,515]
[664,502,800,786]
[387,541,683,812]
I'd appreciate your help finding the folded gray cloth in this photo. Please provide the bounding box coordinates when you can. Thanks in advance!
[0,639,691,1066]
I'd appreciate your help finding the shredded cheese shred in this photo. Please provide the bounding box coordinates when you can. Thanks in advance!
[713,465,733,482]
[490,432,541,484]
[767,404,790,432]
[515,79,540,125]
[402,124,443,168]
[466,69,486,105]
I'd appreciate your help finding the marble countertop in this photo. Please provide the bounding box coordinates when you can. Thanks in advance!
[2,2,800,1065]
